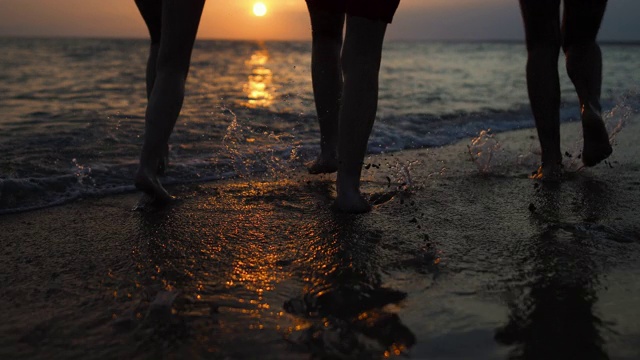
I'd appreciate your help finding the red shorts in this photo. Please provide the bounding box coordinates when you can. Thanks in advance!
[306,0,400,23]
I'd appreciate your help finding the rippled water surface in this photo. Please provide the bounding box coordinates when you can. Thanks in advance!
[1,37,640,359]
[0,38,639,212]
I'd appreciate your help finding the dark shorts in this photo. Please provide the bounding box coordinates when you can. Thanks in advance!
[306,0,400,23]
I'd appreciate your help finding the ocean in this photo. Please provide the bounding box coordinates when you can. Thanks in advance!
[3,37,640,360]
[0,38,638,213]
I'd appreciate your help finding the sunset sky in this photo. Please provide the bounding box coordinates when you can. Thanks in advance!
[1,0,639,41]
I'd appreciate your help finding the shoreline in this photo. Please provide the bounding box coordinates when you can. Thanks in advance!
[1,118,639,359]
[0,106,609,217]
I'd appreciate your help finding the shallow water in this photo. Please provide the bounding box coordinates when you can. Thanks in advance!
[2,161,640,359]
[2,37,640,360]
[1,38,639,213]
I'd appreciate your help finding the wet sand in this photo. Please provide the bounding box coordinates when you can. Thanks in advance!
[1,118,640,359]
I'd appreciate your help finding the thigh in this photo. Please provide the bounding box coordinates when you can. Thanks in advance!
[562,0,607,49]
[519,0,561,50]
[306,0,346,14]
[156,0,205,70]
[135,0,162,43]
[346,0,400,24]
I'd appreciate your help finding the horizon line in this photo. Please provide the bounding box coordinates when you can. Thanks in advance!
[2,34,639,45]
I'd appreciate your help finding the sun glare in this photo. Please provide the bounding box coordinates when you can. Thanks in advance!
[253,2,267,17]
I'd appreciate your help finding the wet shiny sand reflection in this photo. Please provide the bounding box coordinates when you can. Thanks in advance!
[130,179,415,358]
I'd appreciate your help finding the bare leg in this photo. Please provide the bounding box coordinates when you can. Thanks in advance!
[519,0,563,180]
[134,0,205,203]
[145,37,170,177]
[563,0,611,167]
[333,15,387,213]
[307,9,344,174]
[135,0,161,99]
[135,0,169,176]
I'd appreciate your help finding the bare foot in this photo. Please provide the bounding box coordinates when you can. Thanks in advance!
[331,190,371,214]
[530,162,563,182]
[307,154,338,174]
[134,168,172,205]
[581,104,612,167]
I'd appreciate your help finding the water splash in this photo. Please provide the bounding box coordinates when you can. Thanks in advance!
[221,106,303,180]
[72,158,94,186]
[468,129,502,173]
[221,107,250,176]
[605,90,638,142]
[565,89,639,170]
[517,143,541,170]
[387,159,420,192]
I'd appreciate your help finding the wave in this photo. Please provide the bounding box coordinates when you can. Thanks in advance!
[2,92,638,215]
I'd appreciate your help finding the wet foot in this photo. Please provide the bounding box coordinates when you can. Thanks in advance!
[530,162,563,182]
[134,168,172,205]
[331,191,372,214]
[581,104,612,167]
[307,154,338,174]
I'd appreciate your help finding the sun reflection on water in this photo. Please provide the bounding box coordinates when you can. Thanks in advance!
[129,180,415,357]
[242,49,274,108]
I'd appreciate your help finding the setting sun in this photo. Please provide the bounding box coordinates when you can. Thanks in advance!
[253,2,267,17]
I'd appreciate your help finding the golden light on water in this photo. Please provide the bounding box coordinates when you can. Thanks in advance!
[243,49,274,108]
[253,2,267,17]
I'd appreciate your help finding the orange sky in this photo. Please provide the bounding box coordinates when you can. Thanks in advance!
[197,0,459,40]
[200,0,310,40]
[0,0,316,40]
[0,0,638,41]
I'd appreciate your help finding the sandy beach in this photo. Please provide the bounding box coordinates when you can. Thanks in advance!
[1,115,640,359]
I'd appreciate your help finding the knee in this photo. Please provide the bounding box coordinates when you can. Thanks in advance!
[563,41,600,59]
[312,35,342,61]
[155,54,190,80]
[527,40,561,59]
[564,42,601,84]
[526,44,561,71]
[341,46,381,78]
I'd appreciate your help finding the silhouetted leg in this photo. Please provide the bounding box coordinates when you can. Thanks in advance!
[135,0,169,175]
[307,9,344,174]
[563,0,611,166]
[333,15,387,213]
[520,0,563,180]
[134,0,205,203]
[135,0,162,99]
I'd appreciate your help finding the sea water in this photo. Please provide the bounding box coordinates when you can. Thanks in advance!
[0,38,638,213]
